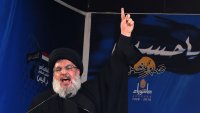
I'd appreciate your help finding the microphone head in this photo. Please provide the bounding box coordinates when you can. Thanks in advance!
[65,93,72,99]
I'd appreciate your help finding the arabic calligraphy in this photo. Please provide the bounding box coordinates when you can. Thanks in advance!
[37,75,48,86]
[135,37,200,59]
[38,65,49,74]
[128,56,166,78]
[37,65,49,86]
[133,79,152,95]
[133,84,152,95]
[132,79,152,102]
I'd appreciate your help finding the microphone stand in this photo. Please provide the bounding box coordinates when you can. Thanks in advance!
[27,93,57,113]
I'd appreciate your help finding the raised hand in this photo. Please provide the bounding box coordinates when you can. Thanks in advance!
[120,8,134,37]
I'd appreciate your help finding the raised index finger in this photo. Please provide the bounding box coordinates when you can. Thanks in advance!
[121,8,125,20]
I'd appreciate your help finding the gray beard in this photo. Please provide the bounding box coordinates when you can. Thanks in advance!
[52,75,81,98]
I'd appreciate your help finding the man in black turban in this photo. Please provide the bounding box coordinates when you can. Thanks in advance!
[28,8,142,113]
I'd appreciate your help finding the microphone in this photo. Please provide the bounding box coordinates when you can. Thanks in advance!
[65,93,72,99]
[27,93,58,113]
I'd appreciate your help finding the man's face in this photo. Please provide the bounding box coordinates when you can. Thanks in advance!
[53,59,80,88]
[52,59,81,98]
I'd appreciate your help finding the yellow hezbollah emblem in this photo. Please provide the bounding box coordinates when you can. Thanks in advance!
[129,56,166,78]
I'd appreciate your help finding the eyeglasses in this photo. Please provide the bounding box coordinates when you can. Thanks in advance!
[53,65,77,73]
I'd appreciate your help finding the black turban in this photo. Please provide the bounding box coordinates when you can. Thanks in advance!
[49,48,83,75]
